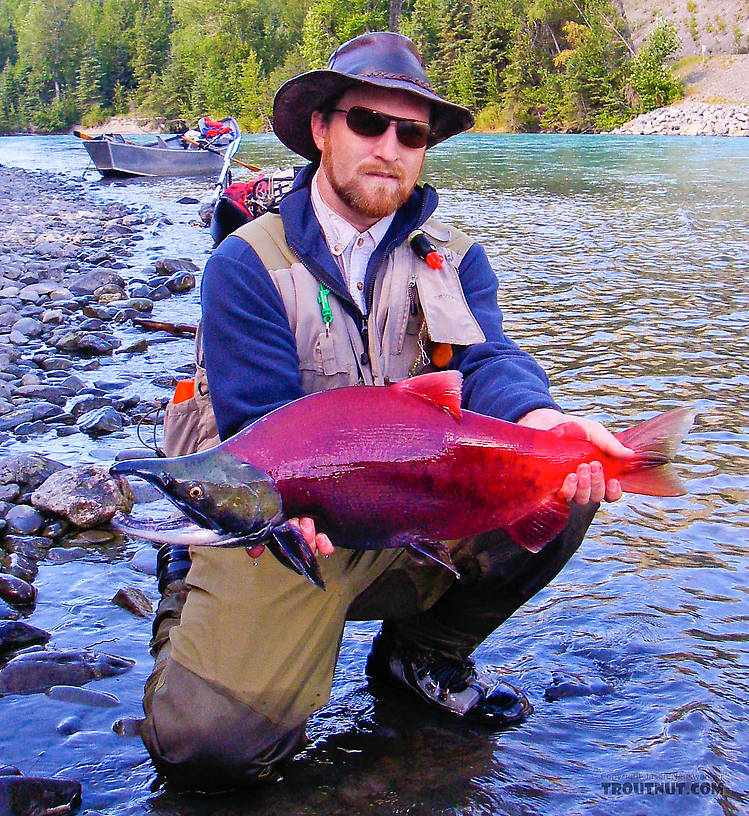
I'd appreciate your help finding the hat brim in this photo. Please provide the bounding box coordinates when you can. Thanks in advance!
[273,70,474,161]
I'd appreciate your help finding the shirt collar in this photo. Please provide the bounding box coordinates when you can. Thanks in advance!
[311,169,394,255]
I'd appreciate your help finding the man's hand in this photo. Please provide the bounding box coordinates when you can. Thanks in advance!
[245,517,334,560]
[517,408,634,505]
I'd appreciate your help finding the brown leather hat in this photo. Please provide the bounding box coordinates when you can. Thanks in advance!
[273,32,474,161]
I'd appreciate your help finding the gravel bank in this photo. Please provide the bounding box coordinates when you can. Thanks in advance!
[612,100,749,135]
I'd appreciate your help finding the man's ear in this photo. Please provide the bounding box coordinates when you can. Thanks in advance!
[310,110,327,152]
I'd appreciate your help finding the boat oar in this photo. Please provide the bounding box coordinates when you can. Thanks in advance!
[211,136,242,204]
[181,135,261,172]
[73,130,96,140]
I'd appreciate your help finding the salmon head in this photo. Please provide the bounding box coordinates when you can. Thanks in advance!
[111,448,283,540]
[110,448,325,589]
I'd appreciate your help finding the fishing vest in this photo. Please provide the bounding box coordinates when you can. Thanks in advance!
[162,212,486,457]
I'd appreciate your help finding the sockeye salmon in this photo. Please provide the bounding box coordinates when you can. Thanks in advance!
[111,371,696,590]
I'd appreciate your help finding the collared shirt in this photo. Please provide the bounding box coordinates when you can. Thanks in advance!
[310,170,394,314]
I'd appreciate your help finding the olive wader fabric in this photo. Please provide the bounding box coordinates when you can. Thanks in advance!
[141,503,597,791]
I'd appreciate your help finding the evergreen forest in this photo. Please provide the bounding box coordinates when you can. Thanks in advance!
[0,0,683,136]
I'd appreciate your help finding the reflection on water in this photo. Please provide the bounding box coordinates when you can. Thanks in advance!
[0,134,747,815]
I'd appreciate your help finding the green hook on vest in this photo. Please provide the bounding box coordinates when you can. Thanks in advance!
[318,283,333,334]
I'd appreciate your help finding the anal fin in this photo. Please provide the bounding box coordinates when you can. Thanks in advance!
[504,495,571,553]
[405,536,460,578]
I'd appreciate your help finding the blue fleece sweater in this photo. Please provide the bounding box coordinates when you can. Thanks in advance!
[201,164,560,441]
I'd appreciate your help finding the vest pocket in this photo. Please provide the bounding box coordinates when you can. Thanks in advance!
[299,331,357,393]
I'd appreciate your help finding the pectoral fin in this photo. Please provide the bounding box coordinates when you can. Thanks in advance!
[267,521,326,590]
[504,495,571,553]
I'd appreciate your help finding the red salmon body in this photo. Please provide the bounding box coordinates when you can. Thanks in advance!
[223,372,694,554]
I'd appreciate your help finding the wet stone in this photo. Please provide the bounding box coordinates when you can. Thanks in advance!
[0,776,82,814]
[11,317,43,338]
[47,546,87,563]
[0,483,20,502]
[119,338,148,354]
[82,303,114,321]
[0,453,65,491]
[0,649,135,694]
[75,332,116,356]
[129,284,151,299]
[148,284,171,301]
[7,553,38,583]
[78,406,124,436]
[4,505,46,536]
[31,402,64,421]
[0,620,49,653]
[165,271,196,293]
[129,546,157,575]
[0,574,37,608]
[105,297,153,313]
[13,383,70,403]
[14,419,49,436]
[47,684,120,708]
[155,257,198,274]
[32,465,134,529]
[66,394,113,418]
[0,409,35,432]
[32,354,73,371]
[112,587,152,617]
[79,317,107,331]
[112,717,144,738]
[0,599,20,621]
[66,529,115,545]
[56,715,84,735]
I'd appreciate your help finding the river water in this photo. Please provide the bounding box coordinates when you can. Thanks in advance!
[0,133,747,815]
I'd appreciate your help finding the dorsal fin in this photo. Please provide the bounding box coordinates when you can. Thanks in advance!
[392,371,463,420]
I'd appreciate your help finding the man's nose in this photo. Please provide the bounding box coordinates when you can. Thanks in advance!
[371,121,401,160]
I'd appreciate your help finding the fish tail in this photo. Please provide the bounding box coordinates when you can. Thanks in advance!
[615,406,697,497]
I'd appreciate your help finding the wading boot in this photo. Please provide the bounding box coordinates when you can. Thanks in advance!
[365,629,531,726]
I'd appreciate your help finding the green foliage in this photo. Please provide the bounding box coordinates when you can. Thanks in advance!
[0,0,689,135]
[629,19,683,111]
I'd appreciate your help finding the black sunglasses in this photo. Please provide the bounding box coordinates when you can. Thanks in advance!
[329,106,432,149]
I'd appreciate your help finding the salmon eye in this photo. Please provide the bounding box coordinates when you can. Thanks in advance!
[188,483,204,500]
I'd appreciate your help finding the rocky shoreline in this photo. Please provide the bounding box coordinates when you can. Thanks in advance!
[0,162,205,810]
[611,101,749,136]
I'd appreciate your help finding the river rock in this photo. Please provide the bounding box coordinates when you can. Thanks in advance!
[66,394,112,418]
[0,621,49,653]
[0,575,38,608]
[13,383,70,403]
[10,317,42,339]
[31,465,134,528]
[155,257,199,275]
[0,776,82,816]
[56,715,84,735]
[0,649,135,694]
[47,684,120,708]
[165,271,196,293]
[66,268,125,295]
[78,406,124,436]
[544,672,615,702]
[0,409,35,432]
[129,545,158,575]
[104,297,153,313]
[4,505,46,536]
[47,546,87,563]
[0,453,65,492]
[111,587,152,617]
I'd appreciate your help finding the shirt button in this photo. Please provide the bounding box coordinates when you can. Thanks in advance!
[334,243,343,254]
[357,282,364,291]
[356,237,365,247]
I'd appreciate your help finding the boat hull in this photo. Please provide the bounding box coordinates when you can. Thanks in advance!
[84,138,226,178]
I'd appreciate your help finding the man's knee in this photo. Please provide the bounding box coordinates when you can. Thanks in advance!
[142,658,306,791]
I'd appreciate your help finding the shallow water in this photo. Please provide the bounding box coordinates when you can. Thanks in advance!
[0,133,747,815]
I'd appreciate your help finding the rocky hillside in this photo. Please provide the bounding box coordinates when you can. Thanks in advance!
[621,0,749,57]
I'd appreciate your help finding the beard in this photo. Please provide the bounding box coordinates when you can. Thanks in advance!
[320,135,421,220]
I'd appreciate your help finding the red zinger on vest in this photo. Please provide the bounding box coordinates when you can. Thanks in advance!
[111,372,696,590]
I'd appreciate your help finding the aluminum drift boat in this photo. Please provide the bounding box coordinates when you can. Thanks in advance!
[80,117,241,178]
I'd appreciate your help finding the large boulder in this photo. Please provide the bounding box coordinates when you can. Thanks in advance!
[31,465,134,529]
